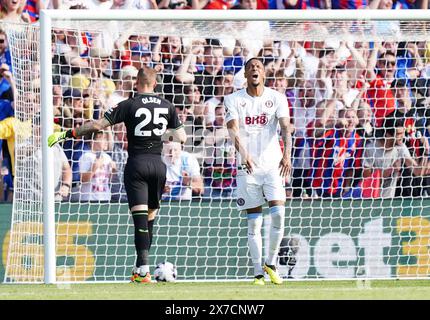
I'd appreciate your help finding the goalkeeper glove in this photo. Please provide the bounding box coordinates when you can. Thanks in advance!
[47,129,74,147]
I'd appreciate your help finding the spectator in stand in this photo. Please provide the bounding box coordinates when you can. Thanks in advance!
[20,121,72,201]
[391,79,430,197]
[89,47,114,82]
[271,0,366,8]
[331,63,362,110]
[23,0,44,23]
[223,40,245,75]
[0,91,41,200]
[270,0,307,9]
[363,115,429,199]
[110,0,159,9]
[0,63,14,104]
[109,122,128,202]
[195,39,224,101]
[0,30,12,72]
[356,101,374,139]
[396,41,425,80]
[345,41,369,86]
[235,0,257,8]
[46,0,82,9]
[202,105,236,198]
[162,141,204,201]
[52,84,64,125]
[61,88,93,188]
[338,108,364,197]
[130,46,153,70]
[0,0,32,22]
[112,34,135,70]
[273,45,305,98]
[67,73,114,121]
[85,0,117,10]
[201,0,235,9]
[204,70,234,126]
[55,30,90,74]
[78,130,117,202]
[372,0,394,8]
[111,65,138,106]
[158,0,189,8]
[0,96,13,202]
[152,36,183,102]
[366,43,397,128]
[194,0,267,8]
[315,44,341,102]
[174,41,205,85]
[307,100,361,198]
[0,114,24,201]
[386,0,428,9]
[87,47,116,114]
[0,62,16,198]
[184,84,207,127]
[331,0,368,9]
[175,84,207,154]
[291,79,317,197]
[62,88,87,129]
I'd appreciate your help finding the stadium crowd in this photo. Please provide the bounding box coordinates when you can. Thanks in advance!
[0,0,430,202]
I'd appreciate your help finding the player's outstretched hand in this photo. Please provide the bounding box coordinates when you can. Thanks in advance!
[48,131,68,148]
[243,155,256,174]
[279,156,292,179]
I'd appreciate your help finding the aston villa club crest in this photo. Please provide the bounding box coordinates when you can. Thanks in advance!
[265,100,273,108]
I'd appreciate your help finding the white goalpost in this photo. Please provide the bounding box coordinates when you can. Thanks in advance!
[2,10,430,283]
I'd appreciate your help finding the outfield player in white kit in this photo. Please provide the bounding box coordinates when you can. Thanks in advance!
[225,58,292,285]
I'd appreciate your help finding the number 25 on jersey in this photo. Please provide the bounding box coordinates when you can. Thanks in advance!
[134,107,168,137]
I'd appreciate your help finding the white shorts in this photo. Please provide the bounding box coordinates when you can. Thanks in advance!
[235,167,286,211]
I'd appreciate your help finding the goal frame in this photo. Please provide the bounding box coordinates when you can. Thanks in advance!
[39,9,430,284]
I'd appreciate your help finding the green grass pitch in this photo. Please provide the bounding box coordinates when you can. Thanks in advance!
[0,280,429,300]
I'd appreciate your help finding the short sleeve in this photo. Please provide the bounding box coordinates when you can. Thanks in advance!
[224,95,238,123]
[275,92,290,119]
[363,144,375,168]
[54,145,69,165]
[168,103,183,130]
[398,143,412,161]
[104,100,129,126]
[314,129,335,149]
[0,87,13,101]
[79,152,94,173]
[184,153,201,177]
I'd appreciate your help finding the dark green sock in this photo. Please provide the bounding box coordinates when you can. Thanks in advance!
[148,219,155,250]
[132,210,149,267]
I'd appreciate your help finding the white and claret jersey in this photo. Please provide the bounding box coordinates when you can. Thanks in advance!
[224,87,290,170]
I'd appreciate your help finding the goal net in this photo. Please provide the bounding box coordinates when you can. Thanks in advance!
[2,12,430,283]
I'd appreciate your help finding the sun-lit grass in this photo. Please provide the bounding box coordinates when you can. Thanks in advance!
[1,280,429,300]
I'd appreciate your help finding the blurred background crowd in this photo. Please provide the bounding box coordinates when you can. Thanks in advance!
[0,0,429,16]
[0,0,429,203]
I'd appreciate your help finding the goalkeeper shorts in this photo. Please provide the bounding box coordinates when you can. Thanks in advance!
[124,154,167,210]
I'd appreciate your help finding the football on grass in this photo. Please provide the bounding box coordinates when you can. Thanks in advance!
[154,262,177,282]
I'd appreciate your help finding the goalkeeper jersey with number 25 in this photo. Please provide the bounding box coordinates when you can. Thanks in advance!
[224,87,290,170]
[104,93,183,157]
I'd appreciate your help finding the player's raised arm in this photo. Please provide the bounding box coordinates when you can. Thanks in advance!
[47,117,112,148]
[48,91,131,148]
